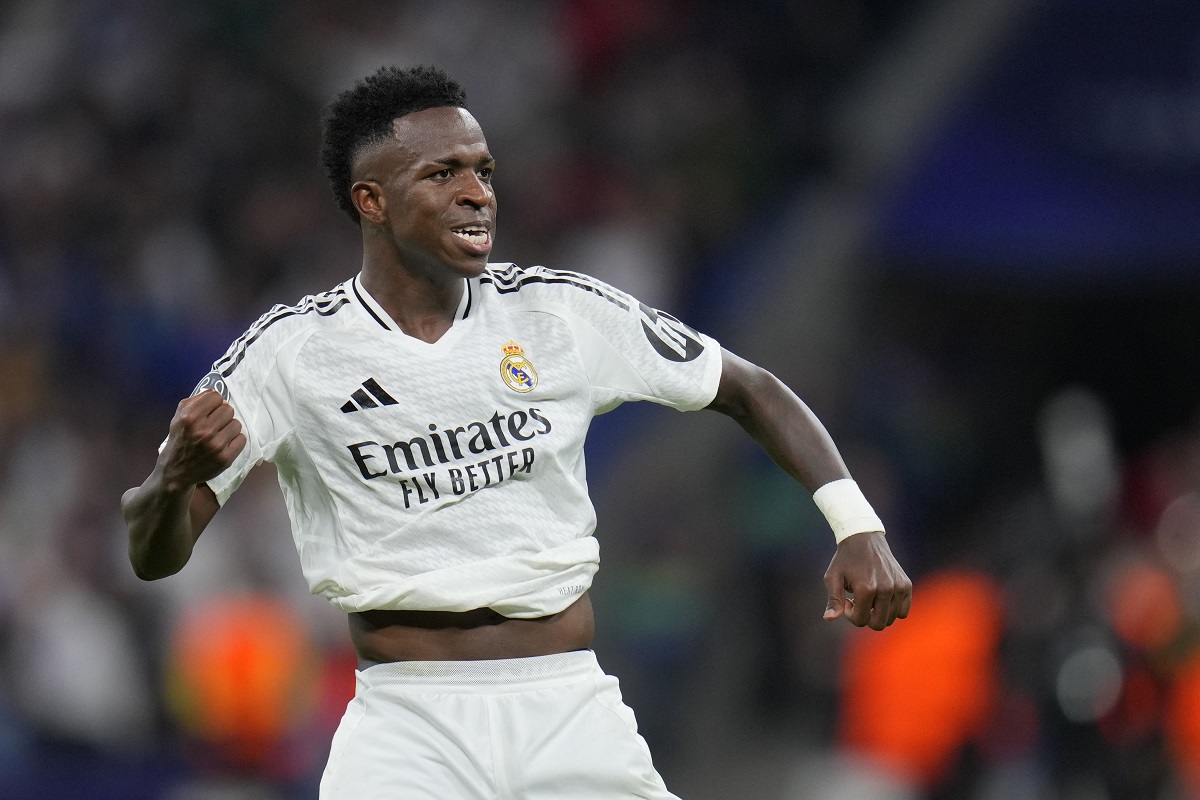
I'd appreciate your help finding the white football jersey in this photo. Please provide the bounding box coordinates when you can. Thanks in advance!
[195,264,723,617]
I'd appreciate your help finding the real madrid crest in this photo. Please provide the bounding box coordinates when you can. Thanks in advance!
[500,340,537,393]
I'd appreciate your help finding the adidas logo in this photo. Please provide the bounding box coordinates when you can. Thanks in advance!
[341,378,399,413]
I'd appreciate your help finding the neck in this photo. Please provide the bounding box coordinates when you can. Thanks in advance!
[360,263,465,344]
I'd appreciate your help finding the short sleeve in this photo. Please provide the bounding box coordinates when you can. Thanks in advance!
[539,269,723,414]
[192,311,303,505]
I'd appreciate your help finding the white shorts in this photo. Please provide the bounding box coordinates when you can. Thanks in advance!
[319,650,680,800]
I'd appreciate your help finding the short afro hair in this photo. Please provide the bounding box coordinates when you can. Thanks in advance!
[320,65,468,226]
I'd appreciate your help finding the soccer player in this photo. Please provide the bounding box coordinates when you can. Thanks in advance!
[122,65,911,799]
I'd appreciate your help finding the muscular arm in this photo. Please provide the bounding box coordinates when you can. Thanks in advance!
[706,349,850,491]
[706,348,911,629]
[122,391,245,581]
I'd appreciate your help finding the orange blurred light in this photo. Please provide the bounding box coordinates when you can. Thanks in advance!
[837,570,1004,788]
[166,594,318,767]
[1104,559,1184,651]
[1166,653,1200,797]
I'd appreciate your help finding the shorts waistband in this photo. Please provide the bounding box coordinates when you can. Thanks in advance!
[357,649,600,692]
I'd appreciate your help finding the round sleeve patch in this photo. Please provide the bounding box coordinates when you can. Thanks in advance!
[191,371,231,401]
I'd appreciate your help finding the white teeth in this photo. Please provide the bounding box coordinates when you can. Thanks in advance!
[453,229,489,245]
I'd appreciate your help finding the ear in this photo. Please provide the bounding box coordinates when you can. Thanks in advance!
[351,180,386,225]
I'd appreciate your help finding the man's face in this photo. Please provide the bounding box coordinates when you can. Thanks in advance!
[355,106,496,280]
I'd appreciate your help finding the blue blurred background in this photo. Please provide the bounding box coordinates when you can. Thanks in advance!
[1,1,1199,798]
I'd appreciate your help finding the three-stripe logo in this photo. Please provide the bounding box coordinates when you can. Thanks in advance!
[341,378,398,413]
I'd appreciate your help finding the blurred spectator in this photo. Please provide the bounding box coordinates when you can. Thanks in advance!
[5,1,1197,799]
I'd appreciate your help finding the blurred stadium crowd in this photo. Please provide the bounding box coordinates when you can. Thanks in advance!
[1,1,1199,799]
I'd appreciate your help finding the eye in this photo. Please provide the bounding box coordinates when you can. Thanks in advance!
[431,168,454,180]
[478,167,494,181]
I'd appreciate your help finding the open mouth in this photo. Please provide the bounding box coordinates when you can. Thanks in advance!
[452,226,491,248]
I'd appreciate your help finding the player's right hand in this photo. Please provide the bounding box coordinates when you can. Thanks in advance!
[157,390,246,492]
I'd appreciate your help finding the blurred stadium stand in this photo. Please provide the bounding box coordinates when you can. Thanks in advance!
[0,1,1198,799]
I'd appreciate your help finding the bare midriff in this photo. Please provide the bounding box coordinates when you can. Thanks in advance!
[348,592,596,668]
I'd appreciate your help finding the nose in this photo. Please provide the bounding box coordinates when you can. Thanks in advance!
[457,173,493,209]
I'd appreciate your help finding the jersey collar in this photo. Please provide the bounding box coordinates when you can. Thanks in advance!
[350,274,476,333]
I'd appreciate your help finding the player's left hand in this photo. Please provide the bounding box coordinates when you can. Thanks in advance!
[823,532,911,630]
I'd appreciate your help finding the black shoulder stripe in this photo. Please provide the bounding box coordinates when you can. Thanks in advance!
[489,263,522,280]
[480,269,630,311]
[351,278,390,330]
[216,289,349,378]
[215,288,346,371]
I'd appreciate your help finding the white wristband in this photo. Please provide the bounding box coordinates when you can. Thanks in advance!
[813,478,885,544]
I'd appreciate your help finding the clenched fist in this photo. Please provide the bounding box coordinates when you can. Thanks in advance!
[158,390,246,492]
[823,532,912,630]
